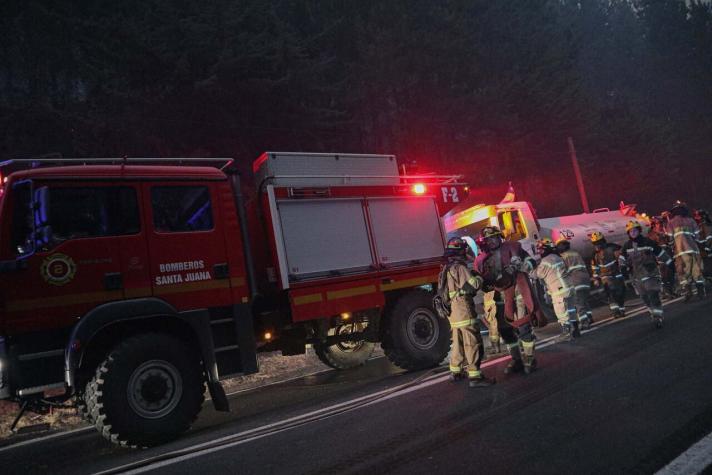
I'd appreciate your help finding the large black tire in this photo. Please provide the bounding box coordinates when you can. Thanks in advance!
[383,290,450,370]
[77,380,97,424]
[314,322,376,370]
[85,333,205,447]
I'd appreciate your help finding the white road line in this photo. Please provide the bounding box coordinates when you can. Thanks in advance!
[0,426,93,453]
[655,430,712,475]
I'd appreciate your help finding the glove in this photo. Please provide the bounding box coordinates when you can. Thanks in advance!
[510,256,523,271]
[592,278,601,288]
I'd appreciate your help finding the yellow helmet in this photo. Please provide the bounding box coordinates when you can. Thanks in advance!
[480,226,503,239]
[625,220,642,233]
[590,231,605,244]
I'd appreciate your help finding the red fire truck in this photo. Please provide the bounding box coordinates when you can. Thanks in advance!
[0,152,466,446]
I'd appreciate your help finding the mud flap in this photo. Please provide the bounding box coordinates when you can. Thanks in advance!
[208,381,230,412]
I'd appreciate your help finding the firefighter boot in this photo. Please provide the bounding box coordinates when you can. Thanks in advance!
[683,283,693,302]
[579,313,592,331]
[468,369,495,388]
[504,343,524,374]
[449,367,465,382]
[488,337,501,354]
[697,283,707,300]
[521,340,537,374]
[558,322,580,341]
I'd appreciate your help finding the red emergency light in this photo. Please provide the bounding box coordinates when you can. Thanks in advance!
[412,183,426,194]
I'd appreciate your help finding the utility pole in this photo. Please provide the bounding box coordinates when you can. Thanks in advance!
[567,137,590,214]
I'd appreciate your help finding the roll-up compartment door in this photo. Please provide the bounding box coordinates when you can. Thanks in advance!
[368,197,445,267]
[278,199,374,280]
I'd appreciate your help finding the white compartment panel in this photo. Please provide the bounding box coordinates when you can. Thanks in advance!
[278,199,373,278]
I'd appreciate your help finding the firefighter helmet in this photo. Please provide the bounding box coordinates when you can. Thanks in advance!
[671,200,690,217]
[479,226,503,251]
[555,236,571,252]
[481,226,503,239]
[536,237,555,254]
[625,220,642,233]
[590,231,605,245]
[445,237,469,258]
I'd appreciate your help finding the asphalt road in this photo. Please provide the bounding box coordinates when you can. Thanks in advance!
[2,296,712,475]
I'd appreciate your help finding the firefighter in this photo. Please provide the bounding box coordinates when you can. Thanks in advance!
[534,238,579,339]
[665,201,705,299]
[440,238,495,387]
[694,209,712,254]
[620,220,671,328]
[556,237,593,329]
[590,231,626,318]
[474,226,544,375]
[693,209,712,282]
[648,216,676,298]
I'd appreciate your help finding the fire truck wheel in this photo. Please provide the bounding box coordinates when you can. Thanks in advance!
[86,333,205,447]
[78,379,98,423]
[314,322,376,370]
[384,290,449,370]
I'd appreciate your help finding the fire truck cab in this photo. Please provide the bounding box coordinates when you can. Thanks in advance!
[0,153,466,447]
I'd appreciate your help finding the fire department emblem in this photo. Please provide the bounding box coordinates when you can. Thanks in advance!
[41,253,77,286]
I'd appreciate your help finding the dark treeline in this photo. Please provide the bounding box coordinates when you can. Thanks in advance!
[1,0,711,216]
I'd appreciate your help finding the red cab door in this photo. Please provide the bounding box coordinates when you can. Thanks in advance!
[142,182,233,310]
[2,182,141,334]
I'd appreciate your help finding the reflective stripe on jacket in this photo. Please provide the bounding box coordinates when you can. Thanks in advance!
[535,254,572,297]
[561,250,590,287]
[591,243,622,280]
[446,260,482,323]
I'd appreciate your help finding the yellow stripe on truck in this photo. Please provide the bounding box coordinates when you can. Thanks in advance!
[380,275,437,292]
[293,293,323,305]
[6,290,124,312]
[327,285,377,300]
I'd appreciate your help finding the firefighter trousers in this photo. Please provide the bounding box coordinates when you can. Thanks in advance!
[574,285,592,323]
[603,278,626,314]
[675,253,705,291]
[641,290,663,320]
[633,276,663,320]
[494,302,535,365]
[480,291,500,343]
[552,292,577,326]
[449,319,484,378]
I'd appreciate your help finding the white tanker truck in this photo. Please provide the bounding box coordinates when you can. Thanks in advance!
[443,199,650,262]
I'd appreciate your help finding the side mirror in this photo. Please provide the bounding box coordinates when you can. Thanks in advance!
[34,186,50,227]
[33,186,53,248]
